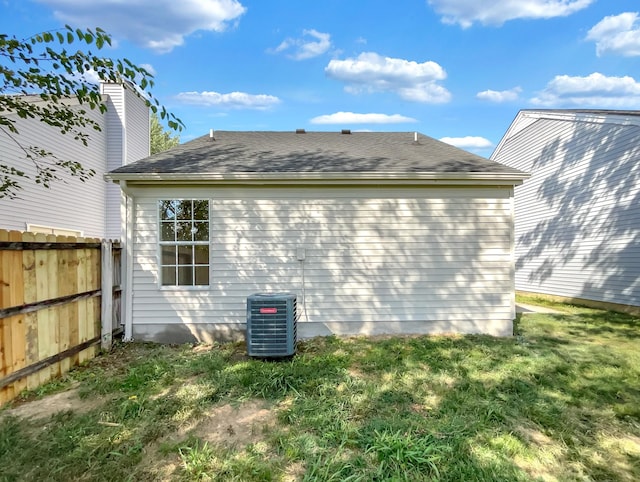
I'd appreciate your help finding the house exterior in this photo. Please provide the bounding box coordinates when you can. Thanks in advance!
[0,82,149,239]
[105,130,529,343]
[491,109,640,310]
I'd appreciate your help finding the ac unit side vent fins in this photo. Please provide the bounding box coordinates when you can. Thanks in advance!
[246,293,297,358]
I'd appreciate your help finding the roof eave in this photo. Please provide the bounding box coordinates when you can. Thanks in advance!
[104,171,529,186]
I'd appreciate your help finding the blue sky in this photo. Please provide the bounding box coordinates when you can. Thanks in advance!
[2,0,640,156]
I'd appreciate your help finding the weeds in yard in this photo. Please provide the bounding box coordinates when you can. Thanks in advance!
[1,300,639,480]
[179,439,215,479]
[365,429,446,479]
[177,437,278,481]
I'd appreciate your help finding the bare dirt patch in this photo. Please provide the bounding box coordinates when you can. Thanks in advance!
[188,399,276,447]
[140,399,278,480]
[138,448,181,482]
[283,461,306,481]
[1,385,108,420]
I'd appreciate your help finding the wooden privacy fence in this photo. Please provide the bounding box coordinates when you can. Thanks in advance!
[0,230,122,405]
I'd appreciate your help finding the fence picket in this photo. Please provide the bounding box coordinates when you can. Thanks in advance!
[34,233,49,385]
[57,236,71,375]
[22,232,39,390]
[0,229,122,405]
[8,231,26,395]
[0,229,13,403]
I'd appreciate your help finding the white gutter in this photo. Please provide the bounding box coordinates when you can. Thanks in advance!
[104,170,529,186]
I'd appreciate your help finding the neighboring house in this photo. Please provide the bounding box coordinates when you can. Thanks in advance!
[105,130,528,343]
[0,82,149,239]
[491,109,640,310]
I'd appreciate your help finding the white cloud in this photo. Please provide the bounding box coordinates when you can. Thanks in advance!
[476,86,522,102]
[139,63,157,76]
[531,72,640,107]
[73,69,101,85]
[36,0,246,53]
[325,52,451,103]
[310,112,417,124]
[270,29,331,60]
[440,136,493,149]
[586,12,640,57]
[175,91,281,109]
[427,0,593,28]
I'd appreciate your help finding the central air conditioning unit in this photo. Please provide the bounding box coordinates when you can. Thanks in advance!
[246,293,297,357]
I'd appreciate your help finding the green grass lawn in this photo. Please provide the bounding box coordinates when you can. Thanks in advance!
[1,298,639,481]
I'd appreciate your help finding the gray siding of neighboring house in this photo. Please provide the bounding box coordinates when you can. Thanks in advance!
[492,112,640,307]
[125,184,516,343]
[1,83,149,239]
[0,105,108,237]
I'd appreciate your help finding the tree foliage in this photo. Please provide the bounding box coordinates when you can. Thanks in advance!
[0,25,183,199]
[150,111,179,155]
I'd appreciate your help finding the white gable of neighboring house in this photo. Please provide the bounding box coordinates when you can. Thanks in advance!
[491,110,640,308]
[0,82,149,239]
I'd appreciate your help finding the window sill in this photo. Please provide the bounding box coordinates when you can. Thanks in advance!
[159,285,211,291]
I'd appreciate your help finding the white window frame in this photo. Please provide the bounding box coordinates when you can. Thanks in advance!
[26,223,83,237]
[158,199,210,288]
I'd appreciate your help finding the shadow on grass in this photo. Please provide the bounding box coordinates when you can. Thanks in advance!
[562,310,640,339]
[1,311,639,481]
[249,326,640,481]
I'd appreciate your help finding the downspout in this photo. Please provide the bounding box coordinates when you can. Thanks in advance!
[509,186,516,323]
[119,180,135,341]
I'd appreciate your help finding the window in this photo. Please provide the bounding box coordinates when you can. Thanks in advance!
[159,199,210,286]
[27,224,83,237]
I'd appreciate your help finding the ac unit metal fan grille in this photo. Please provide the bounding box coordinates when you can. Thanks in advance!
[246,294,297,357]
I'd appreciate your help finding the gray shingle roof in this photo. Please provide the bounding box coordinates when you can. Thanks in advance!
[109,131,525,177]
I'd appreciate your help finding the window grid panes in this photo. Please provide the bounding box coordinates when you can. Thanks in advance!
[159,200,209,286]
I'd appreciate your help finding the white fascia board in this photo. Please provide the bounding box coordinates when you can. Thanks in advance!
[491,109,640,161]
[491,110,527,160]
[520,109,640,127]
[104,171,530,186]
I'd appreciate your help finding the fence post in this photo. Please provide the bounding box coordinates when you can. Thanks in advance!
[100,240,113,351]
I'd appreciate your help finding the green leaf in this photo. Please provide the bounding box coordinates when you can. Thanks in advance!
[0,25,184,198]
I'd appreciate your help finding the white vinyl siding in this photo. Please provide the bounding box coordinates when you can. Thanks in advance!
[492,114,640,306]
[127,185,515,336]
[123,87,150,164]
[101,83,150,240]
[0,106,107,237]
[102,83,126,240]
[0,84,149,240]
